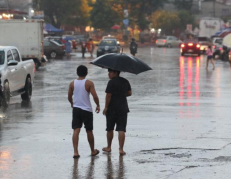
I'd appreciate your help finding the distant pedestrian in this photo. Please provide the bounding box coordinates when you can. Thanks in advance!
[206,46,215,70]
[102,69,132,156]
[81,41,87,58]
[87,38,95,57]
[68,65,100,158]
[65,40,72,58]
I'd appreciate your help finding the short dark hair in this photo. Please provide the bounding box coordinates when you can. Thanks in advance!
[108,68,120,75]
[77,65,88,77]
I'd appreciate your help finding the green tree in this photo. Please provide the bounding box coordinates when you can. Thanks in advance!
[173,0,193,10]
[177,10,195,31]
[150,10,180,35]
[33,0,92,28]
[115,0,167,30]
[89,0,122,31]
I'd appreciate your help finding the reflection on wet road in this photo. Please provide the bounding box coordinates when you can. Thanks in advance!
[1,47,231,178]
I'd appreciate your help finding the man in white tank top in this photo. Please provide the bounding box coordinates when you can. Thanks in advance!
[68,65,100,158]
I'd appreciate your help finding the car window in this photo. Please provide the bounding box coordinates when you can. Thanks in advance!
[12,49,20,62]
[158,37,167,40]
[198,37,207,41]
[44,40,51,46]
[7,50,13,62]
[0,51,5,65]
[99,40,117,46]
[215,39,222,44]
[51,40,60,46]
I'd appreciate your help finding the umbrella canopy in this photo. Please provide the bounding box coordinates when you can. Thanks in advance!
[90,53,152,74]
[111,25,120,30]
[44,23,64,33]
[223,34,231,48]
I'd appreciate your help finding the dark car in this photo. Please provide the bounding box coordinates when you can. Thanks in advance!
[180,39,201,56]
[197,37,212,53]
[97,39,120,57]
[44,39,65,59]
[45,36,64,46]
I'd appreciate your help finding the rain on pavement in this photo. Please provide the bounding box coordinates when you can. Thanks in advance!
[1,47,231,179]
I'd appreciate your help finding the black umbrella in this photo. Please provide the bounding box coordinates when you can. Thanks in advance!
[90,53,152,74]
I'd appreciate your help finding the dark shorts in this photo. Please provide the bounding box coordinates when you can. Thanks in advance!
[106,113,127,132]
[207,55,213,60]
[72,107,93,130]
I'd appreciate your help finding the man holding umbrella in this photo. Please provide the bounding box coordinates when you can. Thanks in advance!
[90,53,152,155]
[102,68,132,156]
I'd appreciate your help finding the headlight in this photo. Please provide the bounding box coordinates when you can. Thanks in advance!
[97,49,102,52]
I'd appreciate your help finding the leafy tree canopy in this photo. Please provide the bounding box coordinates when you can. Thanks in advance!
[172,0,193,10]
[150,10,180,35]
[33,0,92,28]
[89,0,122,31]
[177,10,195,30]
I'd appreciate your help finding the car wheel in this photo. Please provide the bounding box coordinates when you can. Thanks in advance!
[21,77,32,101]
[1,82,10,108]
[167,44,172,48]
[50,51,57,59]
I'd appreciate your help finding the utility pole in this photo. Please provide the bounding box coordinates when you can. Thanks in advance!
[198,0,201,11]
[213,0,216,17]
[5,0,9,15]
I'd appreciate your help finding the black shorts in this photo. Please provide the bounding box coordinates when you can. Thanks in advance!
[106,113,127,132]
[72,107,93,130]
[207,55,213,60]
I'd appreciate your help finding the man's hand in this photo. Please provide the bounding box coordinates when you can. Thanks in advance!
[71,103,73,108]
[95,106,100,113]
[103,108,108,115]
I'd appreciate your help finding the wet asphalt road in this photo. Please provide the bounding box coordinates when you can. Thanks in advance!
[1,47,231,179]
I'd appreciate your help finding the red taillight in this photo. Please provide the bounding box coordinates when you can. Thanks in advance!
[163,40,166,43]
[61,45,65,50]
[181,44,185,48]
[196,44,200,48]
[156,40,158,43]
[213,45,216,49]
[188,43,193,46]
[219,47,222,50]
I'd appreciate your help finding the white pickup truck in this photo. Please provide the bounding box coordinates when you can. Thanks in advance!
[0,46,35,107]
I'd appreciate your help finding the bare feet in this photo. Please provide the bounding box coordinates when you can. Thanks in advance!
[91,149,100,156]
[102,147,111,153]
[119,148,126,156]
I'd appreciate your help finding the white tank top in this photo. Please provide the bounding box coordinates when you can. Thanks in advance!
[73,79,93,112]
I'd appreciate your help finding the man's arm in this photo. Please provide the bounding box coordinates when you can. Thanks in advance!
[68,81,74,108]
[89,81,100,113]
[127,90,132,97]
[103,93,112,115]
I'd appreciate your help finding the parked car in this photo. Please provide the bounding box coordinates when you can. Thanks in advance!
[45,36,64,46]
[212,37,223,47]
[97,39,120,57]
[44,39,65,59]
[0,46,35,107]
[180,39,201,56]
[156,36,182,48]
[197,36,213,53]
